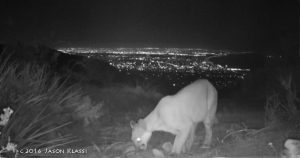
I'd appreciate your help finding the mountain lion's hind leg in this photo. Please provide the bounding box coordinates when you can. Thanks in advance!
[202,119,213,148]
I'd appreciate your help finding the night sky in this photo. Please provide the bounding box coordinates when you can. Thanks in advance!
[0,0,298,51]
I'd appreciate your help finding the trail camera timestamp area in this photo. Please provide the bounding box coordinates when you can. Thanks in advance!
[18,147,88,156]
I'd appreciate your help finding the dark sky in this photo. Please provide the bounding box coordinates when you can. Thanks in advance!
[0,0,298,51]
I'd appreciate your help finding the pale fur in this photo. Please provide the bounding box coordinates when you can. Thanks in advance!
[130,79,218,154]
[281,139,300,158]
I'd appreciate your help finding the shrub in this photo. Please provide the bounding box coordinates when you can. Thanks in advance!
[0,107,18,157]
[265,73,300,126]
[0,56,103,156]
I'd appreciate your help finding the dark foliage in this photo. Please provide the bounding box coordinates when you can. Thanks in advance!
[0,43,120,85]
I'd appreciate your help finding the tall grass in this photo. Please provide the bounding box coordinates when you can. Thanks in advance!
[265,73,300,126]
[0,55,102,156]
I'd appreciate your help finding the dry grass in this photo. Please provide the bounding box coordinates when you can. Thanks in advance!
[0,56,103,157]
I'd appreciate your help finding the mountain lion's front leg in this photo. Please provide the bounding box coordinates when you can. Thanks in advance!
[172,128,190,154]
[185,124,196,152]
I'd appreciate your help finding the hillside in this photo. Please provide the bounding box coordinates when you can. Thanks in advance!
[0,43,120,86]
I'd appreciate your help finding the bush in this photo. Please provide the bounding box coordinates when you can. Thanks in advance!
[0,56,103,155]
[265,73,300,126]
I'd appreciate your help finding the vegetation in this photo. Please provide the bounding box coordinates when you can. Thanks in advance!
[0,43,299,158]
[0,49,103,157]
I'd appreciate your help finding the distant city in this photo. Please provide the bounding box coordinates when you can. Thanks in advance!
[59,47,251,90]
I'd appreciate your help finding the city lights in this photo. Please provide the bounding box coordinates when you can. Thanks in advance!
[59,47,251,89]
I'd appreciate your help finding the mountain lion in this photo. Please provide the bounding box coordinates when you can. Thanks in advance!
[130,79,218,154]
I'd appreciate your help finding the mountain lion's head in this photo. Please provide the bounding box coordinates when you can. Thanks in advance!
[130,119,152,150]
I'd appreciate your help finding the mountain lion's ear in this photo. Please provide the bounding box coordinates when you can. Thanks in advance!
[130,120,136,128]
[138,119,147,130]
